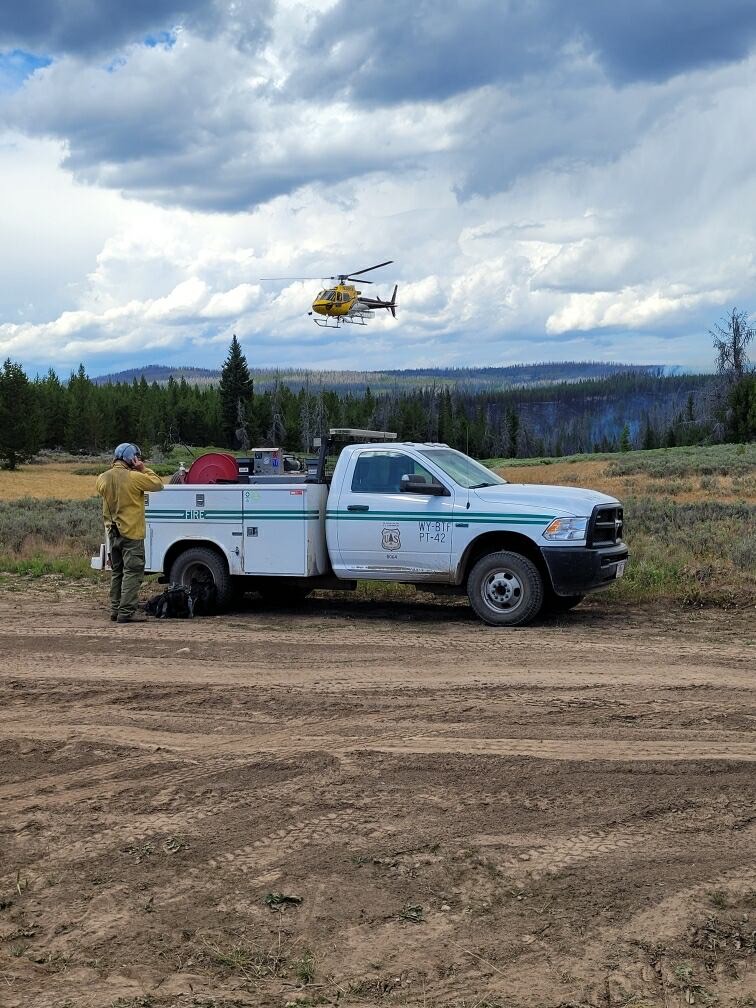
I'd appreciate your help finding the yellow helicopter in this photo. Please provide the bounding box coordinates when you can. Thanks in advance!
[262,261,398,327]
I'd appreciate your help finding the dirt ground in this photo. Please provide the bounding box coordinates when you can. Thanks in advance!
[0,580,754,1008]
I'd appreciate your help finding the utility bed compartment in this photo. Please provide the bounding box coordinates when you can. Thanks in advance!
[145,482,329,578]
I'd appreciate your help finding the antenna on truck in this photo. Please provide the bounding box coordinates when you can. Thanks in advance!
[307,428,398,484]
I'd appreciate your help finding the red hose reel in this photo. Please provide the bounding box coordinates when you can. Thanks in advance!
[184,453,238,484]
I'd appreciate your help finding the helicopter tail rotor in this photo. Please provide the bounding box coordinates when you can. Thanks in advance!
[389,284,398,318]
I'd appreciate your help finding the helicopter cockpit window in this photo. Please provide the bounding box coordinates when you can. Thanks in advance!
[338,292,349,302]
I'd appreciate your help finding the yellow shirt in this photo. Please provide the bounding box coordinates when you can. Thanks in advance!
[96,462,164,540]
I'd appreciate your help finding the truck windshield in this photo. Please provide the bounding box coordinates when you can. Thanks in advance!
[418,448,507,488]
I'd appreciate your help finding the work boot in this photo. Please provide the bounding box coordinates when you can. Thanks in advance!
[116,613,149,624]
[110,612,118,621]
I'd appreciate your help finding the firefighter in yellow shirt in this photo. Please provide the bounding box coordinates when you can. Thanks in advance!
[96,443,164,623]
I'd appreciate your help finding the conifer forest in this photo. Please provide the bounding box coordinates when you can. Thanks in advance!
[0,317,754,469]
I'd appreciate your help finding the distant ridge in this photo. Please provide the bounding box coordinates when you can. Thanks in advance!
[94,365,218,385]
[94,361,673,393]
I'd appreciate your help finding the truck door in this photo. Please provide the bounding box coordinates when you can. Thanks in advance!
[332,449,458,581]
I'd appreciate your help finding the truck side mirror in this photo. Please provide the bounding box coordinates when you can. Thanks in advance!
[400,474,449,496]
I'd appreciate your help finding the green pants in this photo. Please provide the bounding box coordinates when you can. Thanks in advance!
[109,533,146,618]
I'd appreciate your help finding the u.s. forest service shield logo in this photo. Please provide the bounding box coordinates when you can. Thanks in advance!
[382,526,401,551]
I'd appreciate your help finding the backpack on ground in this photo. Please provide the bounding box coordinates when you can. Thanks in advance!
[145,579,218,619]
[146,584,194,619]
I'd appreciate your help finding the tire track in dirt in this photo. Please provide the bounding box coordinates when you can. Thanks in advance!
[156,799,407,910]
[5,655,753,692]
[0,755,157,804]
[53,803,401,949]
[1,616,752,661]
[508,788,754,877]
[4,716,755,766]
[0,767,318,884]
[0,588,753,1008]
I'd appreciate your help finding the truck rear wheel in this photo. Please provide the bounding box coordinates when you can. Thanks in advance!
[467,550,544,627]
[169,547,233,610]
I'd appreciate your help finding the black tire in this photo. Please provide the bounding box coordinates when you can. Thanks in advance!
[543,592,585,613]
[467,550,544,627]
[169,546,233,610]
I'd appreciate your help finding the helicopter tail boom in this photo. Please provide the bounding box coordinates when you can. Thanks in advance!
[357,284,398,316]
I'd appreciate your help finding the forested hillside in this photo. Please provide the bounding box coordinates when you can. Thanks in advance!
[0,361,742,466]
[94,361,668,394]
[2,311,754,470]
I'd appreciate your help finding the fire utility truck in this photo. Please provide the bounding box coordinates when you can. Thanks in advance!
[94,430,628,627]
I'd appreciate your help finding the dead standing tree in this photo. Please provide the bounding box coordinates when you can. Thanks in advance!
[234,399,250,451]
[299,373,312,453]
[267,373,286,446]
[708,308,754,437]
[711,308,754,384]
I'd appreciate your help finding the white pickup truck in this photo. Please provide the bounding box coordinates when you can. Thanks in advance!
[126,430,628,627]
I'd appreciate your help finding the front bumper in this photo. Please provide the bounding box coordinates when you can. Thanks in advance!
[541,542,629,596]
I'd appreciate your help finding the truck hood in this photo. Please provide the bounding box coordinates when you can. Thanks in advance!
[472,483,619,516]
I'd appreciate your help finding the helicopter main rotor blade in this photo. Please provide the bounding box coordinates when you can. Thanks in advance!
[345,260,394,278]
[259,276,326,281]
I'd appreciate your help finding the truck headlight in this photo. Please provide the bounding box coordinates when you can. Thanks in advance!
[543,517,589,541]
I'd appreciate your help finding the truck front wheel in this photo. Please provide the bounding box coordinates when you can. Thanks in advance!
[467,550,544,627]
[169,546,233,610]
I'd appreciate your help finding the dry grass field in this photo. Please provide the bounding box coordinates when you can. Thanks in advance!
[2,444,754,505]
[501,459,754,504]
[0,462,101,501]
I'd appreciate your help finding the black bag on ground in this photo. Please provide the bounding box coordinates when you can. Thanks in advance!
[146,585,194,619]
[145,579,218,619]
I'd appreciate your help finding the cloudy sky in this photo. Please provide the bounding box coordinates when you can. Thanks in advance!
[1,0,755,376]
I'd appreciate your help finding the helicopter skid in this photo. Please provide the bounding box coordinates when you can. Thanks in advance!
[313,313,370,327]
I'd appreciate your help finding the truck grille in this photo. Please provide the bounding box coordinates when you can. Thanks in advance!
[588,505,624,547]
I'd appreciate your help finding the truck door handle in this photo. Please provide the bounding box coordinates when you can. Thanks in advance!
[347,504,369,512]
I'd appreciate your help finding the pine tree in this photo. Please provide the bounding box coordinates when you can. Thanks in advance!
[65,364,101,452]
[728,374,756,441]
[218,335,253,448]
[619,423,631,452]
[506,408,520,458]
[685,393,695,423]
[363,384,375,425]
[641,415,657,450]
[0,359,42,469]
[36,369,68,449]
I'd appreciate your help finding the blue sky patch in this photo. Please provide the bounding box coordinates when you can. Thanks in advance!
[144,31,177,49]
[0,49,51,93]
